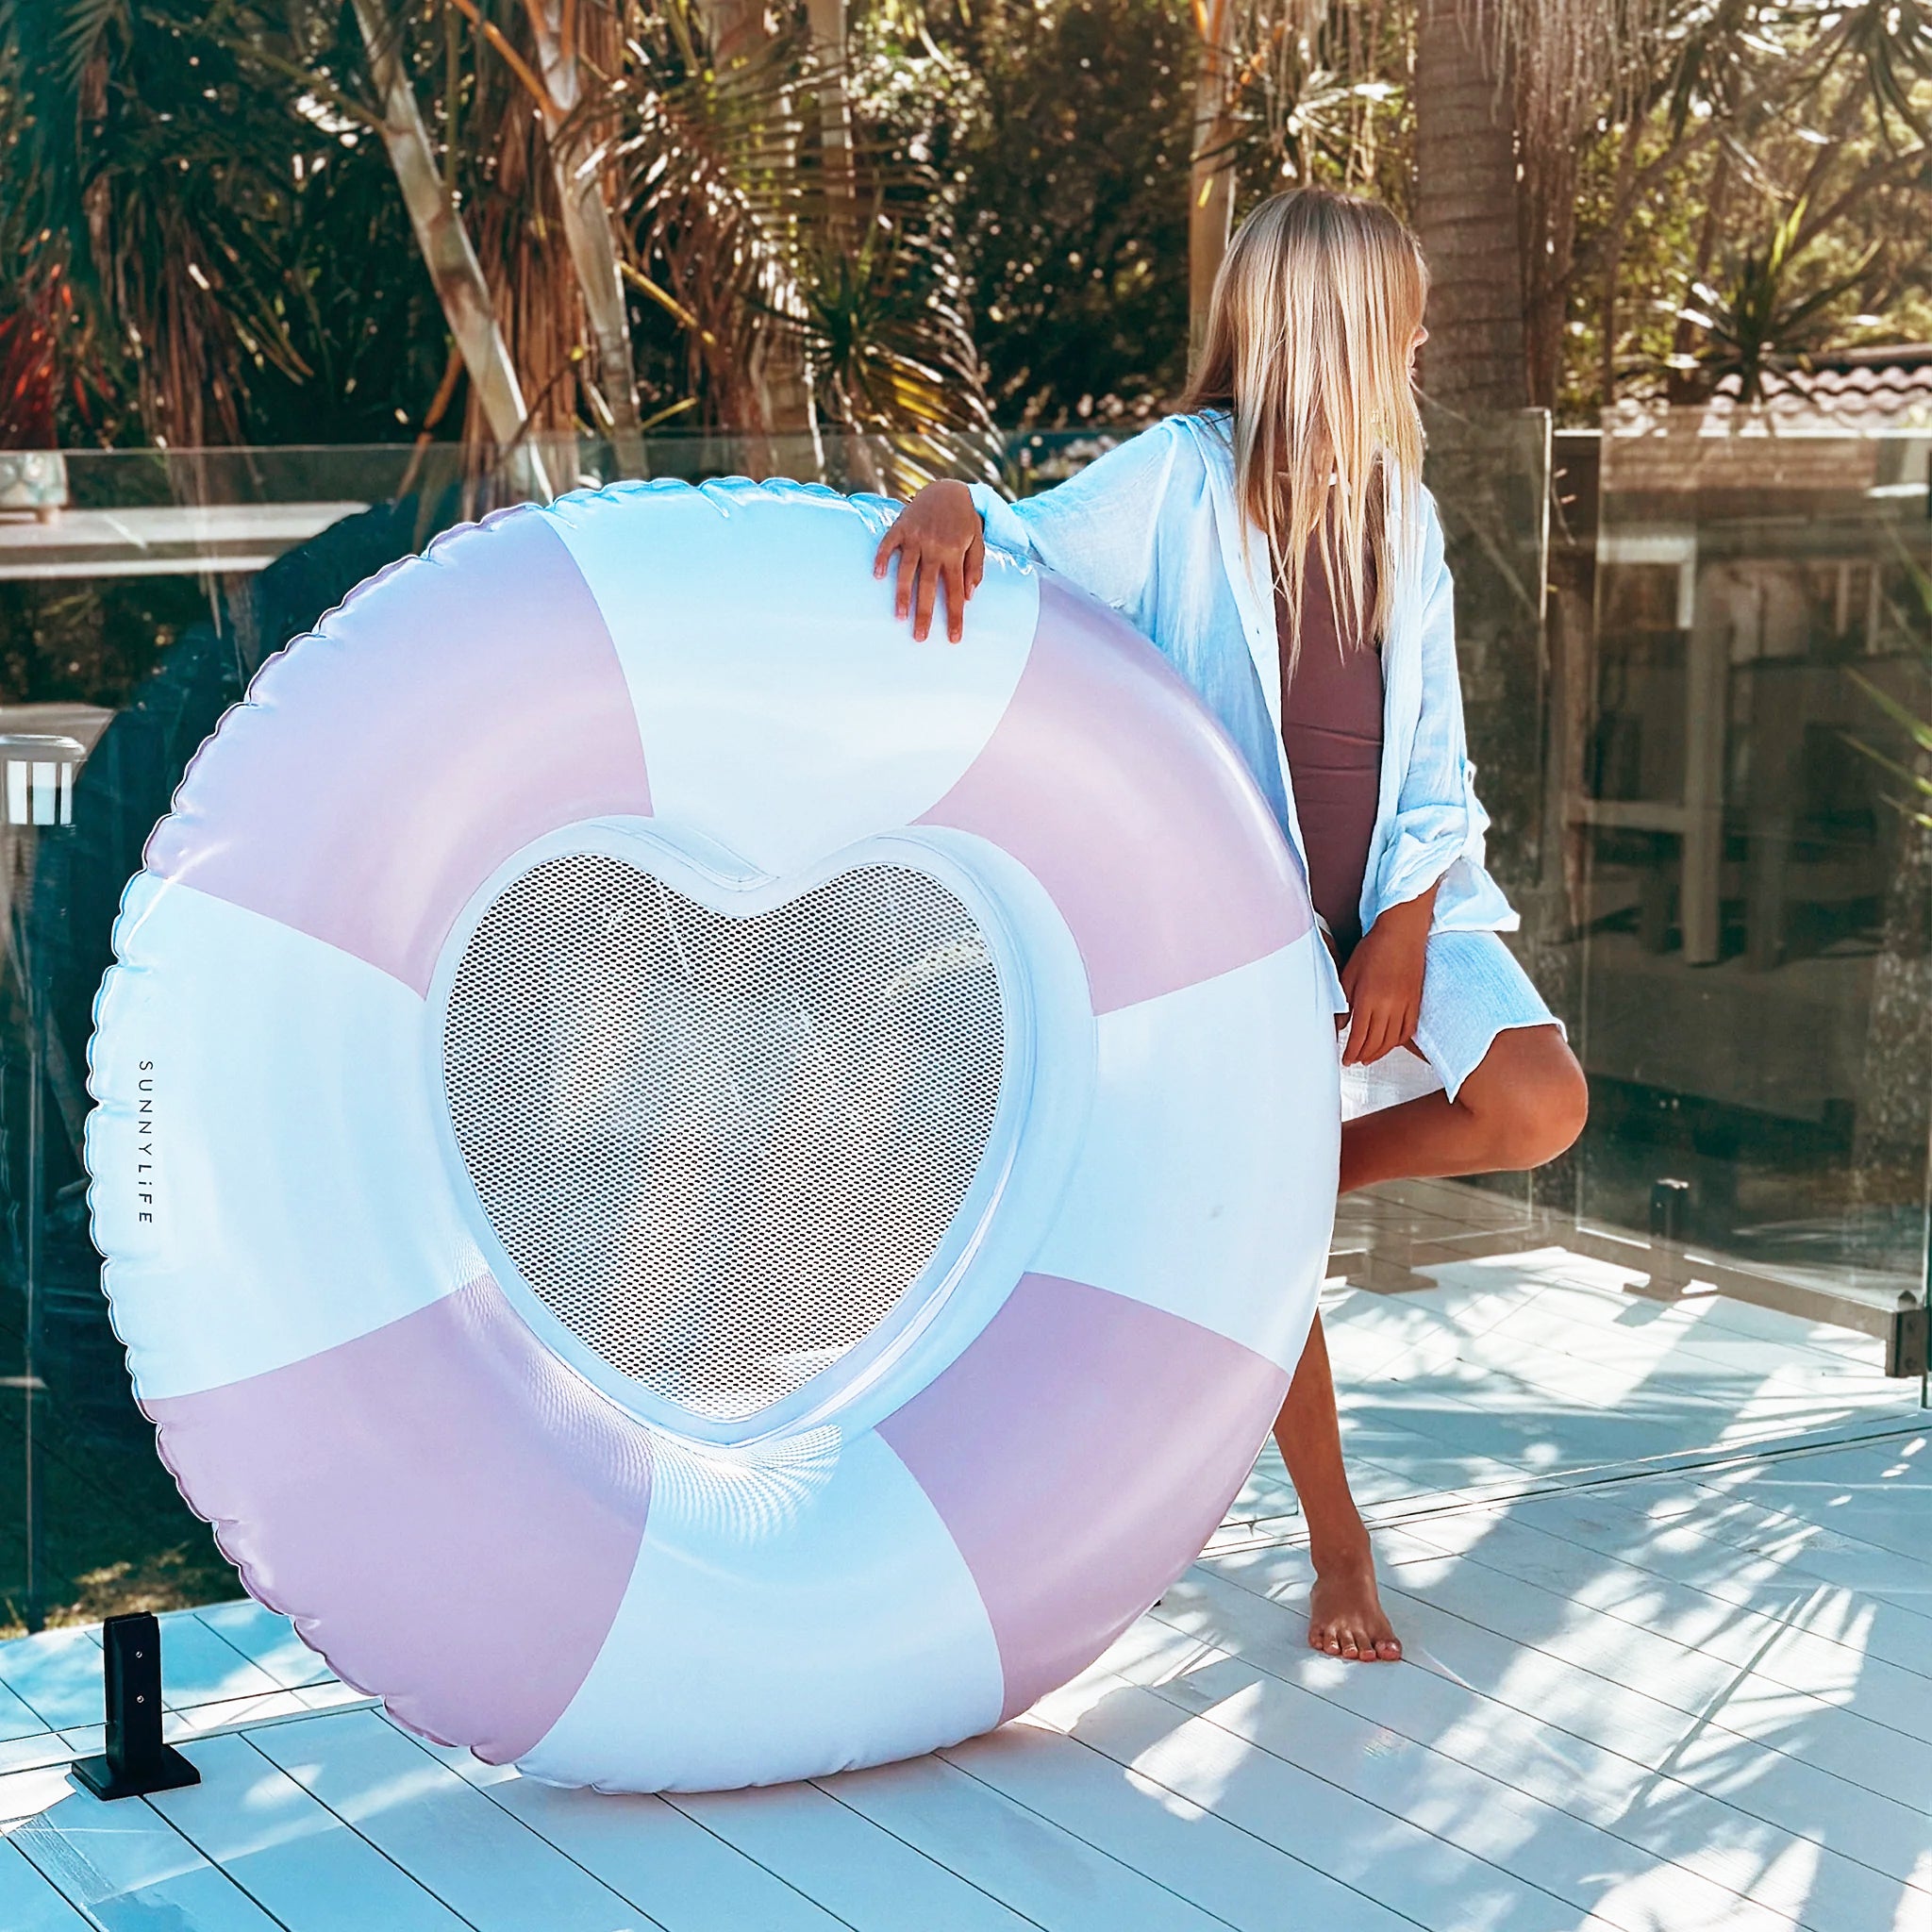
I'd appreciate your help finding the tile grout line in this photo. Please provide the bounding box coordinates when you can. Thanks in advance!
[1023,1676,1595,1932]
[1114,1648,1813,1932]
[388,1715,861,1932]
[934,1730,1435,1932]
[1411,1487,1932,1687]
[795,1774,1058,1932]
[318,1713,675,1932]
[1214,1520,1932,1753]
[1336,1564,1932,1816]
[231,1721,493,1932]
[1212,1414,1932,1554]
[1143,1574,1932,1899]
[1510,1467,1932,1622]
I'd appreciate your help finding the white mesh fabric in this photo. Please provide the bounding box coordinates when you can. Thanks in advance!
[443,854,1007,1424]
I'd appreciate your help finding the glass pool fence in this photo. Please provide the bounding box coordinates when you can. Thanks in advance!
[2,411,1928,1633]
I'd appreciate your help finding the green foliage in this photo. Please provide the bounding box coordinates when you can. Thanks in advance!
[1847,542,1932,827]
[1570,0,1932,418]
[602,0,998,487]
[902,0,1197,425]
[1679,200,1879,399]
[0,0,452,446]
[843,0,1397,427]
[242,112,458,444]
[0,575,210,708]
[2,0,1929,444]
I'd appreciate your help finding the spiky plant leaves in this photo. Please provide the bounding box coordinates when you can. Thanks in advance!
[795,203,1000,491]
[25,0,326,446]
[1846,540,1932,827]
[594,0,997,490]
[0,0,434,448]
[1681,197,1881,400]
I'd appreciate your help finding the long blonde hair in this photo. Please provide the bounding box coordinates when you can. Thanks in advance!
[1181,188,1428,659]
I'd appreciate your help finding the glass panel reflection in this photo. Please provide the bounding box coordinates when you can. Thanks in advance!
[1574,414,1932,1307]
[2,418,1925,1637]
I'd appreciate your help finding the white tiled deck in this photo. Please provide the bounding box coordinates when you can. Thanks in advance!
[2,1239,1926,1931]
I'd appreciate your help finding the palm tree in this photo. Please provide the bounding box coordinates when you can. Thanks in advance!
[1407,0,1697,413]
[0,0,323,451]
[686,0,825,449]
[1409,0,1529,413]
[347,0,537,458]
[1189,0,1241,362]
[1188,0,1378,363]
[0,0,545,467]
[1184,0,1645,407]
[440,0,648,469]
[606,0,998,490]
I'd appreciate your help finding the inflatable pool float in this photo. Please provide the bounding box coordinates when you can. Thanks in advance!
[86,477,1338,1792]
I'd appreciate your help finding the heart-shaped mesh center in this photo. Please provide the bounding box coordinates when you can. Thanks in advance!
[442,853,1007,1424]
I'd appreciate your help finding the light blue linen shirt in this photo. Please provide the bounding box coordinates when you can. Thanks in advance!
[969,411,1518,1000]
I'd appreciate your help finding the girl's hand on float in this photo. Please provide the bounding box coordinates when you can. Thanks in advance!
[1339,889,1434,1066]
[874,479,986,643]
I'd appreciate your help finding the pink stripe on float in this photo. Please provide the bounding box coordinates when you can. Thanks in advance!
[144,1276,651,1764]
[145,508,651,994]
[920,575,1309,1014]
[877,1272,1291,1723]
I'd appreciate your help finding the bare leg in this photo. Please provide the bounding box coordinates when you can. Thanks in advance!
[1341,1024,1588,1195]
[1274,1025,1588,1660]
[1273,1311,1400,1661]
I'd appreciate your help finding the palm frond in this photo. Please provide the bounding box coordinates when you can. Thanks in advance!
[1840,0,1932,146]
[595,0,996,487]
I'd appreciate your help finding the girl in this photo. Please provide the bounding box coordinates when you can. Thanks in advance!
[874,188,1589,1662]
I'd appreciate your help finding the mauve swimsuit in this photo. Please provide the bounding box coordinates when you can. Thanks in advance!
[1277,539,1383,959]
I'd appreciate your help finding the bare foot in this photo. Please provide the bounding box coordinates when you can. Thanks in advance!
[1307,1546,1402,1662]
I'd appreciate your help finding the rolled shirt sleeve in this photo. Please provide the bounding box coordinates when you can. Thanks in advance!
[1374,491,1507,924]
[975,432,1516,944]
[966,482,1035,559]
[966,423,1183,621]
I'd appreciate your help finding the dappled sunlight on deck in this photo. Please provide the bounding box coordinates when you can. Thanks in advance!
[0,1237,1926,1930]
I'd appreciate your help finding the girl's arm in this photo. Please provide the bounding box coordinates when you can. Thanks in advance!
[1339,879,1437,1064]
[1341,492,1478,1064]
[873,422,1186,641]
[1381,489,1486,910]
[873,480,985,642]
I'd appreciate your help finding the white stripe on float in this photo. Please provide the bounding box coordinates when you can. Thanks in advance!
[88,876,484,1402]
[541,482,1041,879]
[1030,933,1339,1376]
[517,1427,1005,1793]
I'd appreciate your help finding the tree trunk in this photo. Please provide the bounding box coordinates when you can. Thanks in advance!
[1595,110,1645,410]
[525,4,648,475]
[1188,0,1237,367]
[1665,150,1729,404]
[351,0,546,490]
[692,0,821,471]
[1522,138,1578,414]
[808,0,874,483]
[804,0,854,214]
[1411,0,1527,414]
